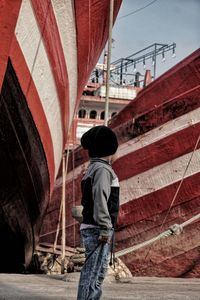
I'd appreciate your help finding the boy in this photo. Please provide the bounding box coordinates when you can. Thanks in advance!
[77,125,120,300]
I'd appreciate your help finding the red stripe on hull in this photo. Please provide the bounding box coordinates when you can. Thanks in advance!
[40,49,200,277]
[114,85,200,145]
[67,85,200,173]
[116,196,200,245]
[0,0,22,89]
[59,120,200,218]
[116,198,200,276]
[62,196,200,277]
[121,221,200,277]
[118,172,200,227]
[110,48,200,128]
[10,37,55,192]
[114,121,200,181]
[31,0,69,139]
[74,0,122,111]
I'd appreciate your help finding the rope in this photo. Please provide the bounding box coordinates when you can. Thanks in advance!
[142,131,200,261]
[115,212,200,258]
[52,103,77,254]
[53,143,70,254]
[161,133,200,229]
[118,0,159,20]
[53,198,63,253]
[182,212,200,228]
[72,122,76,249]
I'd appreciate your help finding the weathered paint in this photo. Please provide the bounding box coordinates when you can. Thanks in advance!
[74,0,122,112]
[110,48,200,128]
[0,0,22,89]
[0,0,122,272]
[0,59,49,271]
[121,218,200,277]
[10,36,55,191]
[51,0,78,127]
[115,121,200,182]
[41,48,200,277]
[58,89,200,184]
[16,0,64,178]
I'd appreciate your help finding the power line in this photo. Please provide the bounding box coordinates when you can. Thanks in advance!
[118,0,159,20]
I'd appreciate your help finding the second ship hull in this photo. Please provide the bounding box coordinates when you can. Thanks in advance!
[40,48,200,277]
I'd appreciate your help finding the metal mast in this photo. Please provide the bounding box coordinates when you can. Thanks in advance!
[104,0,114,126]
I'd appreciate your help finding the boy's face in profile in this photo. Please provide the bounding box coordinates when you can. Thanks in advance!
[111,152,118,163]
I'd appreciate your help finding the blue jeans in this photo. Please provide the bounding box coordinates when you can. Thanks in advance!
[77,228,113,300]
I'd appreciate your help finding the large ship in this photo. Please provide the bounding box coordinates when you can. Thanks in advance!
[0,0,122,272]
[41,48,200,277]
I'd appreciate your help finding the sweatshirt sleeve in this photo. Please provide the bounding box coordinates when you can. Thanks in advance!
[92,167,113,236]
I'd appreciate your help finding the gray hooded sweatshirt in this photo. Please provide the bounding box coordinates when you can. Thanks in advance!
[81,158,120,236]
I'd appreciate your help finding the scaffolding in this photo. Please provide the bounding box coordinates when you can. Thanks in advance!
[91,43,176,86]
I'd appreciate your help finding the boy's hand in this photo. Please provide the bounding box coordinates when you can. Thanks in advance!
[98,235,109,244]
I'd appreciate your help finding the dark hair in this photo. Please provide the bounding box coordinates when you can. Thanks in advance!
[81,125,118,158]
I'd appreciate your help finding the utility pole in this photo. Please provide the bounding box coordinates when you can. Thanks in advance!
[104,0,114,126]
[154,44,157,79]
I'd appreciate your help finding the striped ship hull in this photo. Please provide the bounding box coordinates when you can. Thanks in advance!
[0,0,122,272]
[41,48,200,277]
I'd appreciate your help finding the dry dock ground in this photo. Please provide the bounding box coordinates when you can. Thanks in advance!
[0,273,200,300]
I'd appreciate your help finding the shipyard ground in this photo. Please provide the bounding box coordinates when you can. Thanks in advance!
[0,273,200,300]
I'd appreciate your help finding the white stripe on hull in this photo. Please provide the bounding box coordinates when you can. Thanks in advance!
[65,107,200,184]
[51,0,78,128]
[118,106,200,159]
[120,148,200,204]
[15,0,63,178]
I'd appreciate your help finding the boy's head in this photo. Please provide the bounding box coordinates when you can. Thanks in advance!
[81,125,118,158]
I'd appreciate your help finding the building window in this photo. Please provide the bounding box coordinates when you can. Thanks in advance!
[79,109,86,118]
[100,111,105,120]
[90,110,97,119]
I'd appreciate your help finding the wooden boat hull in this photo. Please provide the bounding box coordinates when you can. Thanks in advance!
[109,48,200,277]
[41,48,200,277]
[0,0,122,272]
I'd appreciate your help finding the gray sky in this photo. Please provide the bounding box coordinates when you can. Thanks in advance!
[101,0,200,78]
